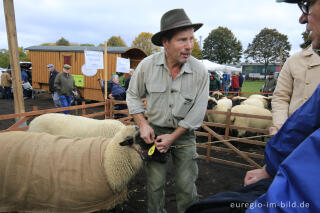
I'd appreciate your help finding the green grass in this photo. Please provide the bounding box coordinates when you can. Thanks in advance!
[241,81,265,95]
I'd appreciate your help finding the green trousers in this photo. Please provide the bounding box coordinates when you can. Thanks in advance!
[145,125,199,213]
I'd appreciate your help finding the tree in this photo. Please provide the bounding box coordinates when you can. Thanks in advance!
[40,43,56,46]
[0,51,9,68]
[202,26,242,64]
[80,43,95,47]
[191,38,201,59]
[19,47,30,62]
[56,37,70,46]
[131,32,160,56]
[0,47,30,68]
[300,31,312,49]
[244,28,291,79]
[107,36,127,47]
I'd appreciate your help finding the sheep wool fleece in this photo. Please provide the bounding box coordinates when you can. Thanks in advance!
[0,131,126,213]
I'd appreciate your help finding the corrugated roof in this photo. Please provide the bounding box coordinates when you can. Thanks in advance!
[25,45,129,53]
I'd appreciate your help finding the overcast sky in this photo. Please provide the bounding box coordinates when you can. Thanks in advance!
[0,0,306,59]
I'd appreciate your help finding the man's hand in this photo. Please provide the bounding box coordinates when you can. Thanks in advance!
[140,123,155,144]
[244,168,271,186]
[155,134,175,153]
[269,125,281,135]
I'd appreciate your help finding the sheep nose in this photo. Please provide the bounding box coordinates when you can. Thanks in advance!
[134,125,139,131]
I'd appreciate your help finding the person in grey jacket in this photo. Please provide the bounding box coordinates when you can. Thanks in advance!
[126,9,208,213]
[54,64,78,114]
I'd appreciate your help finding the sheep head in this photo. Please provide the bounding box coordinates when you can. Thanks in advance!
[207,97,217,109]
[211,91,224,100]
[120,129,170,164]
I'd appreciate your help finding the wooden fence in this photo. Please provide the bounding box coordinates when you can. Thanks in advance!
[0,98,271,170]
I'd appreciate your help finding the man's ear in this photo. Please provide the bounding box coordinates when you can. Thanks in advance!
[119,136,134,146]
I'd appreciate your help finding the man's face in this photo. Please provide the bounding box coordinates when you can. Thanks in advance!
[63,68,70,73]
[299,0,320,49]
[163,28,194,65]
[269,74,274,79]
[48,67,54,72]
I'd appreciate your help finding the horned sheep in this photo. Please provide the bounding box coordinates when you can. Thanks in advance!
[0,125,143,212]
[28,113,125,138]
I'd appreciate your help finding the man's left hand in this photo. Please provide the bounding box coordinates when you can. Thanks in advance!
[155,134,174,153]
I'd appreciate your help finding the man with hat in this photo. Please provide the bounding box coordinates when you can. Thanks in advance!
[262,71,277,95]
[271,0,320,133]
[47,64,61,108]
[54,64,78,114]
[126,8,209,213]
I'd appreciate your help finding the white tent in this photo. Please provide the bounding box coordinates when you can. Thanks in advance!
[201,59,242,75]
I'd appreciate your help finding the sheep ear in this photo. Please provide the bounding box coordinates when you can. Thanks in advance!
[119,136,134,146]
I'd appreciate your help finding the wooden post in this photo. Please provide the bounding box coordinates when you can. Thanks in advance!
[224,109,232,139]
[206,134,212,163]
[3,0,25,115]
[104,42,108,119]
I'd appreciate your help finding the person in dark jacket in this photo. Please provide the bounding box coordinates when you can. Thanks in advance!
[107,74,127,118]
[262,71,277,96]
[209,72,221,95]
[54,64,78,114]
[238,73,244,91]
[47,64,61,108]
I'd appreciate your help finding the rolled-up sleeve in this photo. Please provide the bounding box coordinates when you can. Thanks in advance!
[178,71,209,130]
[126,63,146,115]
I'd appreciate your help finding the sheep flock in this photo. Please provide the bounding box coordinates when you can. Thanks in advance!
[207,91,272,137]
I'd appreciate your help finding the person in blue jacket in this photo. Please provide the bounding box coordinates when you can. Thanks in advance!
[187,0,320,212]
[244,0,320,211]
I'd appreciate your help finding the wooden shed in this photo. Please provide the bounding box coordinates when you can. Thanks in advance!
[25,46,147,101]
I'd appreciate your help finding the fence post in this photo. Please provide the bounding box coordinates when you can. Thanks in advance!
[224,108,232,139]
[81,101,86,116]
[206,133,212,163]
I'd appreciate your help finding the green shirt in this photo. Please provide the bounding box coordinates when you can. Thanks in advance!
[54,72,76,96]
[126,51,209,130]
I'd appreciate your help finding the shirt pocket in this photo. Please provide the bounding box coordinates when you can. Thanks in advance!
[146,83,166,114]
[172,92,195,119]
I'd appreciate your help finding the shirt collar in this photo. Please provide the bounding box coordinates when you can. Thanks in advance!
[303,45,320,67]
[155,50,193,74]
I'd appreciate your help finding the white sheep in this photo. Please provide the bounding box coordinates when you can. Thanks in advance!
[0,125,143,213]
[241,98,265,108]
[231,105,272,137]
[28,113,125,138]
[207,97,232,124]
[247,94,269,109]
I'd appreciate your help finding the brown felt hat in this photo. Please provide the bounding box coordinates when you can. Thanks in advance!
[151,8,203,46]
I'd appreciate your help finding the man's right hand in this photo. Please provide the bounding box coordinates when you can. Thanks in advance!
[140,123,155,144]
[244,168,271,186]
